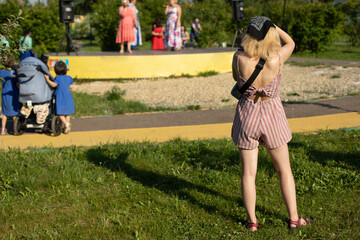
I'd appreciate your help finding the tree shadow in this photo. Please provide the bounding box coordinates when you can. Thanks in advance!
[86,146,286,223]
[288,140,360,169]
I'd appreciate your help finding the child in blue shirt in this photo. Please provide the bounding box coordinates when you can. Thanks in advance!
[0,55,21,135]
[44,61,75,134]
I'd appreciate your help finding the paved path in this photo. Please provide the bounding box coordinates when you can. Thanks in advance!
[1,96,359,150]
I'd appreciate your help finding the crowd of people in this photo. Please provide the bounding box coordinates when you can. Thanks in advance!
[116,0,202,52]
[0,31,75,135]
[1,8,314,232]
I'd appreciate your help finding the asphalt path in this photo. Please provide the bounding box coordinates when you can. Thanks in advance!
[70,96,360,132]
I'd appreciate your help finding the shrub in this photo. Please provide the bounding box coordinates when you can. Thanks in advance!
[91,0,121,51]
[336,0,360,46]
[290,3,343,53]
[21,4,63,55]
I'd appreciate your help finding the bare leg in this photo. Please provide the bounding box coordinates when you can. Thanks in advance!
[65,115,70,124]
[267,144,299,225]
[239,147,259,231]
[1,115,7,132]
[120,43,124,53]
[59,115,68,126]
[127,42,132,53]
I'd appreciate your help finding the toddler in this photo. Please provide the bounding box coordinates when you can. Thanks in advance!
[0,55,21,135]
[44,61,75,134]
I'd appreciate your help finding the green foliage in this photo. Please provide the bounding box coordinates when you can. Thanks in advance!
[0,10,22,69]
[21,4,63,55]
[72,86,175,117]
[290,3,343,53]
[0,130,359,238]
[91,0,122,51]
[0,0,63,57]
[336,0,360,46]
[184,0,236,48]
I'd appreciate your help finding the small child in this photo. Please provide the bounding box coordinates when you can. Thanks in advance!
[44,61,75,134]
[152,18,164,50]
[0,55,21,135]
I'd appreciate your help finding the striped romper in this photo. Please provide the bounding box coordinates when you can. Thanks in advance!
[231,51,292,150]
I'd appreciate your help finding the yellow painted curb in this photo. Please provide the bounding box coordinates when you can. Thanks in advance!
[47,52,234,79]
[0,112,359,150]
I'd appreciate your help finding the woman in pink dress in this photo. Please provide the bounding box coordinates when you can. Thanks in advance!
[116,0,138,54]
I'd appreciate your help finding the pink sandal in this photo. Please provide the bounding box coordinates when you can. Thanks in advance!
[289,217,312,230]
[245,219,259,231]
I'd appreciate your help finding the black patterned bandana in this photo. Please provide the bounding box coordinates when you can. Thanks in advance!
[246,16,275,41]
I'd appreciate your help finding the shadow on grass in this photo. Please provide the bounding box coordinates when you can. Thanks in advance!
[85,145,285,224]
[289,139,360,169]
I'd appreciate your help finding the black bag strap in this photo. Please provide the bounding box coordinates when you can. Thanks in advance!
[238,58,266,95]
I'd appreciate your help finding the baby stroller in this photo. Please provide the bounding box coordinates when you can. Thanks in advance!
[13,57,62,136]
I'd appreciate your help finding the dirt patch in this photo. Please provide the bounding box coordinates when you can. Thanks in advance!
[72,64,360,108]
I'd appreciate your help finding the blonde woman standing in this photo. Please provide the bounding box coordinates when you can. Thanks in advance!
[231,16,312,231]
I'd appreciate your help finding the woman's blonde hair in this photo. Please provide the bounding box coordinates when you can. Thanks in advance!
[241,27,281,59]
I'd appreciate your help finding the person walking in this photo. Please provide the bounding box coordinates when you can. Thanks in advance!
[164,0,181,51]
[231,16,312,231]
[116,0,138,54]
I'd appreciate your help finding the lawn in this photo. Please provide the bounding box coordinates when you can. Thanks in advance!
[0,129,359,239]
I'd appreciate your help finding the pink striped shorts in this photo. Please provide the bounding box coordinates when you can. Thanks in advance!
[231,96,292,150]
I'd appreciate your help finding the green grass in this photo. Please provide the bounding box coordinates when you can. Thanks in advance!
[0,129,359,239]
[72,86,177,117]
[292,42,360,61]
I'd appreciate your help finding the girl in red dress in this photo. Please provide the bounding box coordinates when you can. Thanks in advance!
[152,19,164,50]
[116,0,138,53]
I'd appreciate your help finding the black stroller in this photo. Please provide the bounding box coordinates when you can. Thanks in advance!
[14,57,62,136]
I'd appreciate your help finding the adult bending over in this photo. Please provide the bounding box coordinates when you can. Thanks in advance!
[231,16,312,231]
[116,0,138,54]
[164,0,181,51]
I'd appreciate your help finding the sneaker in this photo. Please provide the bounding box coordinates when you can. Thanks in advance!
[1,128,6,135]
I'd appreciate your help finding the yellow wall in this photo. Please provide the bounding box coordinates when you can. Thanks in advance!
[47,52,234,79]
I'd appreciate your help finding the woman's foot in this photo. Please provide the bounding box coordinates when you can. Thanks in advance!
[128,49,133,54]
[64,123,71,134]
[289,217,312,230]
[245,219,258,232]
[1,128,6,135]
[119,50,124,54]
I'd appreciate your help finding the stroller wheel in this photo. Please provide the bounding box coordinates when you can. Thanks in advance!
[14,116,26,135]
[51,115,62,136]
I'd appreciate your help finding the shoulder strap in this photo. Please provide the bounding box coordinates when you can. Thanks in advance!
[238,58,266,95]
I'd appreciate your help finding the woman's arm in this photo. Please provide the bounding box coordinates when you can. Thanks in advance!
[119,6,125,17]
[177,6,181,28]
[185,31,190,40]
[276,25,295,64]
[165,5,169,15]
[133,8,138,28]
[44,74,57,88]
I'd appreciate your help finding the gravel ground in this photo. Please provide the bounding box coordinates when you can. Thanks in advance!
[73,64,360,108]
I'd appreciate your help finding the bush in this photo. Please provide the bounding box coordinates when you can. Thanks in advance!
[290,3,343,53]
[91,0,121,51]
[21,4,63,55]
[0,1,63,57]
[336,0,360,46]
